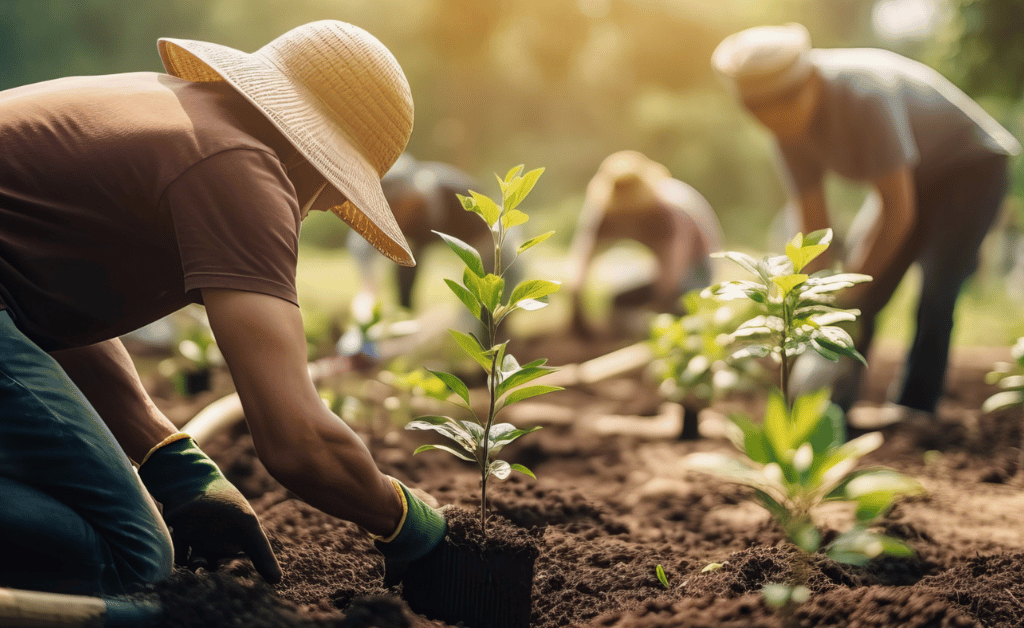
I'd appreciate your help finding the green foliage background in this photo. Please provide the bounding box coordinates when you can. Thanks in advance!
[3,0,1021,344]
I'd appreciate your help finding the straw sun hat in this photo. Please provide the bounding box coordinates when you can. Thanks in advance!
[591,150,672,215]
[711,23,813,105]
[158,20,417,266]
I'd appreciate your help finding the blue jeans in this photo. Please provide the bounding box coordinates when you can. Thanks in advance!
[0,311,173,595]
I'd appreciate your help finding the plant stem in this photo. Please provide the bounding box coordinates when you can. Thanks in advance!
[481,348,499,537]
[479,216,505,538]
[780,297,792,409]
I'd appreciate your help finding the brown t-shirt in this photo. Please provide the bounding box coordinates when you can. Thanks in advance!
[0,72,302,351]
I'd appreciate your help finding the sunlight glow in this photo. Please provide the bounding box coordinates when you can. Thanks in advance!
[871,0,948,42]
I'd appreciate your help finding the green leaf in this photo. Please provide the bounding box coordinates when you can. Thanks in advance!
[983,389,1024,413]
[791,522,822,553]
[487,423,542,450]
[488,459,512,480]
[827,528,915,565]
[786,230,832,272]
[497,365,558,397]
[752,488,790,523]
[501,384,563,407]
[504,164,524,184]
[510,279,561,308]
[450,330,491,371]
[685,452,765,489]
[656,564,670,589]
[508,167,544,210]
[762,389,791,458]
[477,273,505,313]
[789,388,833,449]
[502,209,529,229]
[511,463,537,479]
[407,416,476,452]
[470,190,501,226]
[773,273,808,296]
[761,583,795,609]
[413,443,476,462]
[518,230,555,255]
[434,231,485,277]
[444,278,481,319]
[731,413,775,465]
[516,298,549,311]
[427,369,471,407]
[711,251,761,276]
[457,193,481,219]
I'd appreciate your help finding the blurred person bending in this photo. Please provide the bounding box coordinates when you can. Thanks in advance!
[712,23,1020,420]
[566,150,723,339]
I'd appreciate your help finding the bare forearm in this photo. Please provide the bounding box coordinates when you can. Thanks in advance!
[263,406,402,535]
[844,168,916,307]
[50,339,177,462]
[202,288,402,537]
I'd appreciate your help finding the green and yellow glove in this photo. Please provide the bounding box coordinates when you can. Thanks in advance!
[137,433,282,584]
[372,477,447,586]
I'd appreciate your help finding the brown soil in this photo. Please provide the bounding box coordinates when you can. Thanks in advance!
[151,336,1024,628]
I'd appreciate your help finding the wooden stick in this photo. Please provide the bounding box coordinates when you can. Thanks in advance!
[0,587,106,628]
[537,341,653,388]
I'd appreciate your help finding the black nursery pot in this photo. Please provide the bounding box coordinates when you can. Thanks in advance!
[401,506,540,628]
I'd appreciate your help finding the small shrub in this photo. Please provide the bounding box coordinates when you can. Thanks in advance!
[649,290,765,408]
[983,337,1024,479]
[406,165,562,535]
[686,229,924,613]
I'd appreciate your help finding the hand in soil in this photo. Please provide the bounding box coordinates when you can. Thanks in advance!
[138,435,283,584]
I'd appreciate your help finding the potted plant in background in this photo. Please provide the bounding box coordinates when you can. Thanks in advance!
[400,165,560,628]
[649,289,766,438]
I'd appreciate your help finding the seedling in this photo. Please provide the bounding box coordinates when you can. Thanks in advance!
[983,337,1024,480]
[655,564,670,589]
[686,230,924,616]
[649,290,765,408]
[407,165,562,535]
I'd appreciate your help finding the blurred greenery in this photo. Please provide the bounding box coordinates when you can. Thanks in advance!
[4,0,1021,346]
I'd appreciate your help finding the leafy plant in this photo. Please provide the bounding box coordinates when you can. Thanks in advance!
[983,336,1024,480]
[649,290,766,408]
[686,230,924,613]
[406,165,562,535]
[983,337,1024,414]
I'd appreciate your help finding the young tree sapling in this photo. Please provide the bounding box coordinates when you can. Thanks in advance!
[686,230,925,613]
[406,165,562,536]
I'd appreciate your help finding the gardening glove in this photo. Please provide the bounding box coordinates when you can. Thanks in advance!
[137,433,283,584]
[372,476,447,587]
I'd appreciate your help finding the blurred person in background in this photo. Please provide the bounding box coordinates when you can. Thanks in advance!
[712,23,1020,421]
[340,153,522,360]
[566,150,723,338]
[0,20,445,602]
[345,153,480,312]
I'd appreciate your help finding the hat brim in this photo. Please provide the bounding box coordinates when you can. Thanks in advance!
[158,37,415,267]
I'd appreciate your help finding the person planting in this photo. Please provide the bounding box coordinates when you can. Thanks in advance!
[711,23,1021,420]
[566,150,723,338]
[0,20,444,600]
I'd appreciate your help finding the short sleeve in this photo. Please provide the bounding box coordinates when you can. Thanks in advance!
[162,149,300,306]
